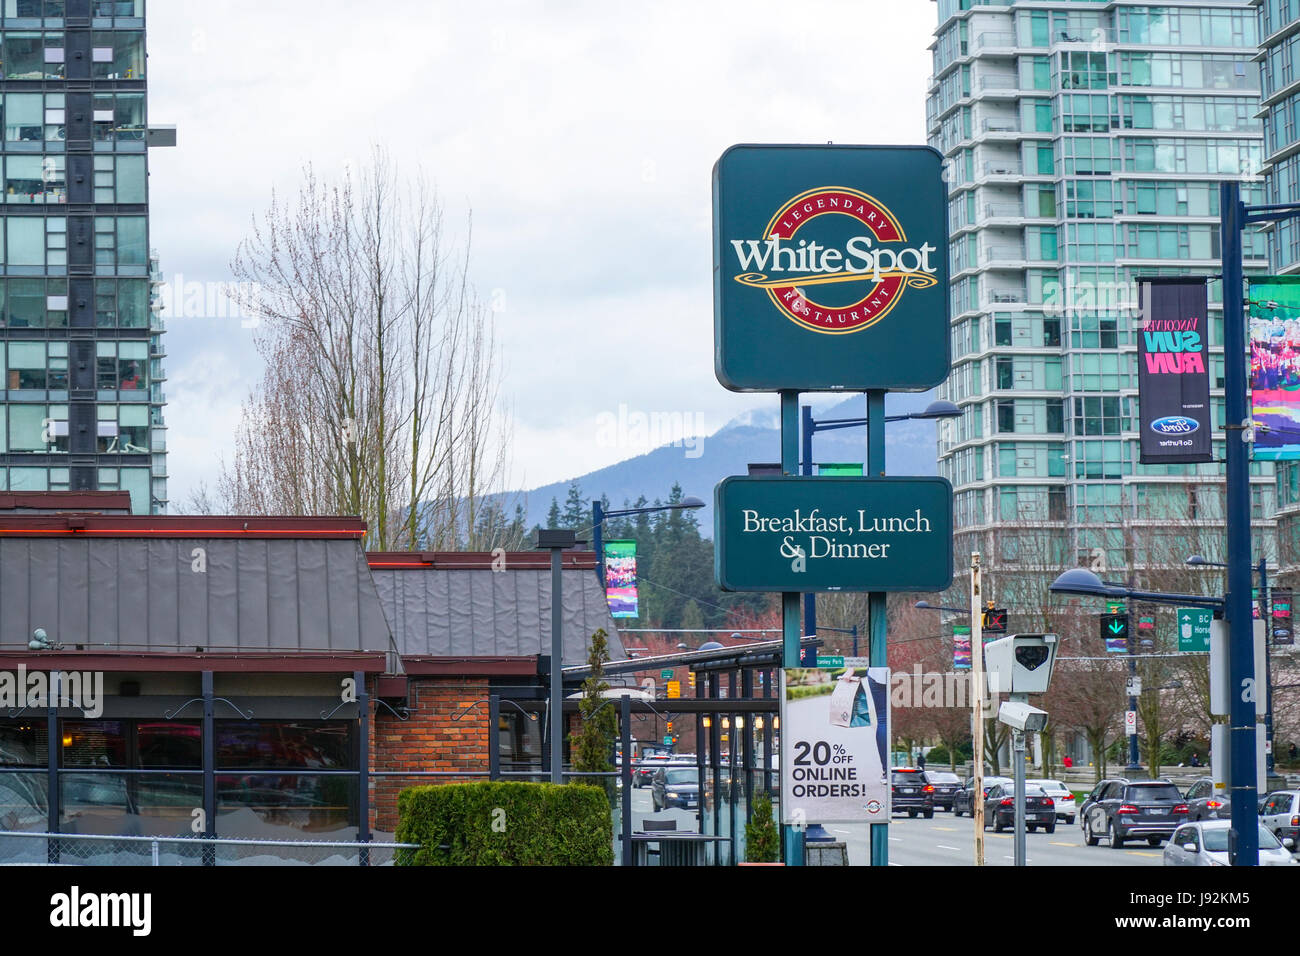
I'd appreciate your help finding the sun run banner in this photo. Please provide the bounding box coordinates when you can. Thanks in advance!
[602,540,638,618]
[1249,276,1300,460]
[1136,278,1212,464]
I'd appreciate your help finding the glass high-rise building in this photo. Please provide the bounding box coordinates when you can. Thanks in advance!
[1257,0,1300,572]
[1258,0,1300,276]
[927,1,1274,588]
[0,0,167,514]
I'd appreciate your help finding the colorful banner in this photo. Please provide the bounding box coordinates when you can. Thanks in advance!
[952,625,971,670]
[1137,278,1212,464]
[1249,276,1300,460]
[1272,588,1294,646]
[602,540,638,618]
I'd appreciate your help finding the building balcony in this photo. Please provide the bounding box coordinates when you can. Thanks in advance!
[981,161,1023,178]
[976,32,1017,53]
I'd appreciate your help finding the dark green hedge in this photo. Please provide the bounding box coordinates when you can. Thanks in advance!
[395,781,614,866]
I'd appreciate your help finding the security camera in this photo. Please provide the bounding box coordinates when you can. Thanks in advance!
[984,633,1058,695]
[998,699,1049,733]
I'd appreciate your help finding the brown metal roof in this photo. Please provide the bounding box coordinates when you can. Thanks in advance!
[0,515,368,538]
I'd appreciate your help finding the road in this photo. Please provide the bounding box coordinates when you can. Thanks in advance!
[622,782,1167,865]
[830,813,1167,866]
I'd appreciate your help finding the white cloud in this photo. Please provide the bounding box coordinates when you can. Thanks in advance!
[147,0,937,503]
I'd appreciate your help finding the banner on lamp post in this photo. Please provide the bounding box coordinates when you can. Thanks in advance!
[602,540,639,618]
[1249,276,1300,460]
[1136,278,1212,464]
[1272,588,1294,645]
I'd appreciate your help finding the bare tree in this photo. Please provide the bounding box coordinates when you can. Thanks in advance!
[220,149,515,550]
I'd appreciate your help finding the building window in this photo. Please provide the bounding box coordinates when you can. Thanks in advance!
[96,340,148,391]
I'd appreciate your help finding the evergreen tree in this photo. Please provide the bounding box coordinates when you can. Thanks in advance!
[546,498,561,530]
[572,628,619,806]
[561,481,587,531]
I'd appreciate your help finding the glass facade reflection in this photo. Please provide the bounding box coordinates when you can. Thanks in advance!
[927,1,1275,582]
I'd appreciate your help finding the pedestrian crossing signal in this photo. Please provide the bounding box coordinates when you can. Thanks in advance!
[982,607,1008,633]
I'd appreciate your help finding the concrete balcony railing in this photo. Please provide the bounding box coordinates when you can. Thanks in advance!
[983,202,1023,219]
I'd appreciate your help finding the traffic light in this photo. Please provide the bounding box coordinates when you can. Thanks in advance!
[688,672,696,690]
[1100,612,1129,646]
[666,721,673,733]
[982,607,1008,633]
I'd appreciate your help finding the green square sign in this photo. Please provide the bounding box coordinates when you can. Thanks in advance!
[1177,608,1212,652]
[713,144,950,392]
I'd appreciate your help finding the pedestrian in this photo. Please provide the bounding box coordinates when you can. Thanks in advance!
[1190,752,1201,767]
[1290,742,1297,763]
[1063,755,1073,769]
[917,751,926,771]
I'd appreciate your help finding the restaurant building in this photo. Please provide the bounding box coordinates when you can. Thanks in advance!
[0,501,623,852]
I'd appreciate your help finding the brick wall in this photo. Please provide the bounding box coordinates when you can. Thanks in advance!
[369,677,490,834]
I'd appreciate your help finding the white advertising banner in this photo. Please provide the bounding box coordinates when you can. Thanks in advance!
[781,666,890,824]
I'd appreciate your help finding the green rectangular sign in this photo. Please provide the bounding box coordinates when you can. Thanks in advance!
[713,476,953,592]
[1177,608,1213,652]
[818,462,864,476]
[712,144,950,392]
[816,656,845,668]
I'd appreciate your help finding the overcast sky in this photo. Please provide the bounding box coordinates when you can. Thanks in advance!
[147,1,937,506]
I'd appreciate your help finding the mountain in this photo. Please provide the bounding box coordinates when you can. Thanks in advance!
[509,391,945,533]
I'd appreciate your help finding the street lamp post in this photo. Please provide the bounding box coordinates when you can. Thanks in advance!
[1187,554,1276,778]
[801,399,961,664]
[592,496,706,588]
[1219,185,1300,864]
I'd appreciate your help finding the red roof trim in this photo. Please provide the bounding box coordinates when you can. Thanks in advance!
[402,655,540,676]
[367,551,597,570]
[0,516,368,538]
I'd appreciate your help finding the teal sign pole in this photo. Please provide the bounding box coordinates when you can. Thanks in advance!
[779,390,804,866]
[712,144,954,868]
[867,389,888,869]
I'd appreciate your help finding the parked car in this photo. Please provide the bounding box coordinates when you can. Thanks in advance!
[1260,790,1300,848]
[1163,820,1295,866]
[1081,779,1188,848]
[925,770,962,811]
[952,776,1012,817]
[983,782,1056,833]
[890,767,934,818]
[1183,777,1231,821]
[1028,778,1076,825]
[651,767,700,811]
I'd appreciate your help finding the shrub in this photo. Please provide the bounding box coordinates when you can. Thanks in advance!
[745,795,779,863]
[396,781,613,866]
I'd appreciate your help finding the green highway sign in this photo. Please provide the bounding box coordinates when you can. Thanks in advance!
[713,475,953,592]
[660,669,674,680]
[712,144,950,392]
[1177,608,1213,652]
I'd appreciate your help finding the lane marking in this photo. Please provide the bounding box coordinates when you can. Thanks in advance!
[888,836,902,842]
[936,844,961,851]
[1127,851,1158,857]
[934,826,957,832]
[1049,842,1075,847]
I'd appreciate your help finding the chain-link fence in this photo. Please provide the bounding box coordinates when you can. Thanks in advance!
[0,830,418,866]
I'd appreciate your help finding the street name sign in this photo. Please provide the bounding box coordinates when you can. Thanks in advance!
[714,476,953,592]
[713,144,950,392]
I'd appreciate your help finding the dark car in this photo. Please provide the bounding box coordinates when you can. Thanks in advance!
[953,776,1012,816]
[1184,777,1231,821]
[891,767,934,818]
[925,770,962,811]
[652,766,700,811]
[982,783,1056,833]
[1081,779,1188,848]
